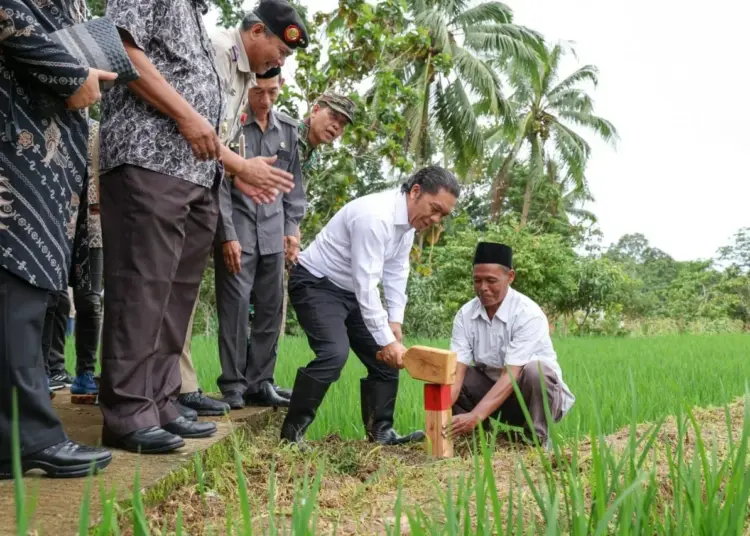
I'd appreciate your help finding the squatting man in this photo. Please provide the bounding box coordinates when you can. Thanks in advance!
[443,242,575,446]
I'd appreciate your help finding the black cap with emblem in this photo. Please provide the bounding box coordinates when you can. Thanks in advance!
[253,0,309,49]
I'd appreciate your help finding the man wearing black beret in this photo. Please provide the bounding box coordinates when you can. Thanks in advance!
[176,0,310,419]
[444,242,575,448]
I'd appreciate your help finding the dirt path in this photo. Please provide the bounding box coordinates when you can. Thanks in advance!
[0,391,271,536]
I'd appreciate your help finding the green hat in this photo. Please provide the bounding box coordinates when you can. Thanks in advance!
[316,93,356,124]
[253,0,309,49]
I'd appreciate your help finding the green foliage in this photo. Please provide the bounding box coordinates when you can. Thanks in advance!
[404,223,577,336]
[718,226,750,272]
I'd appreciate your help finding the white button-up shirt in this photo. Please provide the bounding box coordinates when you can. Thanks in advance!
[451,288,575,416]
[298,188,414,347]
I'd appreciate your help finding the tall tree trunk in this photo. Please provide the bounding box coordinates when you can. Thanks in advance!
[519,177,532,228]
[490,137,523,221]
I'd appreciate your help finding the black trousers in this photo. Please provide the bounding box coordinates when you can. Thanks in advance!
[0,268,66,462]
[288,264,397,384]
[99,165,218,436]
[43,247,103,376]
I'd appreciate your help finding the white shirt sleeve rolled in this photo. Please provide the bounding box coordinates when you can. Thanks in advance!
[349,215,396,347]
[382,234,412,324]
[504,314,547,367]
[450,310,473,366]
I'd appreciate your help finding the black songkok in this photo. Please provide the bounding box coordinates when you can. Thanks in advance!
[473,242,513,269]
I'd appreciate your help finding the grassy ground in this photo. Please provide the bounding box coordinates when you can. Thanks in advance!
[49,332,750,533]
[181,333,750,441]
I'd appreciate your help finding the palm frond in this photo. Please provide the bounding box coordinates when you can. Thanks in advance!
[547,88,594,114]
[463,23,543,65]
[557,110,619,145]
[551,120,590,187]
[548,65,600,98]
[434,79,485,176]
[413,9,452,53]
[451,45,505,115]
[452,1,514,26]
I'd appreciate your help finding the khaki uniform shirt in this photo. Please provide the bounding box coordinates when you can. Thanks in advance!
[210,27,257,144]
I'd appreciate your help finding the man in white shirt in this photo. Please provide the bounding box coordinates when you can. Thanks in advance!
[445,242,575,446]
[280,166,461,448]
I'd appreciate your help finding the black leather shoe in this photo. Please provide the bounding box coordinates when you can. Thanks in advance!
[361,378,426,446]
[221,390,245,410]
[163,416,217,439]
[175,402,198,422]
[177,390,230,416]
[245,381,290,407]
[0,439,112,479]
[273,384,292,399]
[280,370,331,449]
[102,426,185,454]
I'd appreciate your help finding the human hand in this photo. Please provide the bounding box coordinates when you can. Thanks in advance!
[240,184,274,205]
[284,235,300,263]
[389,322,403,343]
[222,241,242,274]
[236,156,294,196]
[378,340,407,369]
[177,111,222,161]
[66,68,118,110]
[443,412,481,439]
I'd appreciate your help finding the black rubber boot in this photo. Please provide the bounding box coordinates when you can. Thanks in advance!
[280,369,330,449]
[360,378,426,445]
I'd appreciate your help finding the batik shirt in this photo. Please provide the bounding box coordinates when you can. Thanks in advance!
[0,0,91,292]
[100,0,225,188]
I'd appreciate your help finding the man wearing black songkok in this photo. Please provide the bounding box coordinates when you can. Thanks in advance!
[444,242,575,447]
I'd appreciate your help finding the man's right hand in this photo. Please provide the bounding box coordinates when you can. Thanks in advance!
[66,68,118,110]
[379,340,407,369]
[235,156,294,196]
[222,241,242,274]
[177,111,222,162]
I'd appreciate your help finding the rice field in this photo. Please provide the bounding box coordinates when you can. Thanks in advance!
[45,332,750,534]
[185,333,750,441]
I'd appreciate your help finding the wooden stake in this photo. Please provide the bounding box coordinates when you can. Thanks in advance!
[424,384,453,458]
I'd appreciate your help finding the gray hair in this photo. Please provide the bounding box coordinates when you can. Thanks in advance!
[241,12,275,36]
[401,165,461,199]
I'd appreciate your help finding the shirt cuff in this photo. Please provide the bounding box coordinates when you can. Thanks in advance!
[373,325,397,347]
[456,352,473,366]
[387,307,405,324]
[284,221,299,237]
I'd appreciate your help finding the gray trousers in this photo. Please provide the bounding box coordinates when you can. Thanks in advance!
[453,361,564,443]
[215,246,284,395]
[99,165,218,435]
[0,268,67,462]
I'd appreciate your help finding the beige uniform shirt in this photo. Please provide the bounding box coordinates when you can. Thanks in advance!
[209,27,257,144]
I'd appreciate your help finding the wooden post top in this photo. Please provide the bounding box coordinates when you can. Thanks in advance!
[403,346,457,385]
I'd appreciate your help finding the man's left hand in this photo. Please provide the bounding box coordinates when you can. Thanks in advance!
[443,412,481,439]
[284,235,300,263]
[389,322,403,343]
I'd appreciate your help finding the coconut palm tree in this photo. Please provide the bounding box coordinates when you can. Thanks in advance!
[489,42,618,223]
[393,0,543,175]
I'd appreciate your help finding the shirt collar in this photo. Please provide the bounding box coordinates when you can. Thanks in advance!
[394,190,409,227]
[470,289,515,324]
[245,108,280,132]
[232,28,251,74]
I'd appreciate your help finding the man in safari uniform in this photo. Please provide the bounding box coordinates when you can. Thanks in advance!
[175,0,309,419]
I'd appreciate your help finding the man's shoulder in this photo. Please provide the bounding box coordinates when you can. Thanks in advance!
[210,26,234,47]
[345,189,396,219]
[509,288,547,320]
[456,297,481,319]
[276,111,301,130]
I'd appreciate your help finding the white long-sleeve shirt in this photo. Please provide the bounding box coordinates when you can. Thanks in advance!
[450,289,575,417]
[298,188,414,347]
